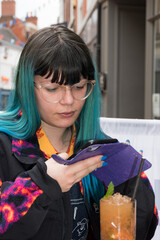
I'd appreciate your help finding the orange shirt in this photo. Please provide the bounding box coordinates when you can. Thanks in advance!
[36,125,76,158]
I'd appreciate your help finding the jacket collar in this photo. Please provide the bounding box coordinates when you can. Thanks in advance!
[12,133,46,164]
[12,124,76,163]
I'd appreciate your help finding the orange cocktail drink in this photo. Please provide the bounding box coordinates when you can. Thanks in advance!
[100,193,136,240]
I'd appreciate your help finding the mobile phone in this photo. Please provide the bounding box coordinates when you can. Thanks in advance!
[52,138,118,164]
[68,138,118,160]
[77,138,118,151]
[51,138,151,187]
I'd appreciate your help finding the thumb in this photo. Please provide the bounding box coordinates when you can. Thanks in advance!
[58,152,69,160]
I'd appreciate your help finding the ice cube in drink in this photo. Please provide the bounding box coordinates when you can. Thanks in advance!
[100,193,136,240]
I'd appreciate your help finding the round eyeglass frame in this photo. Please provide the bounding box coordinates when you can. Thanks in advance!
[34,80,96,103]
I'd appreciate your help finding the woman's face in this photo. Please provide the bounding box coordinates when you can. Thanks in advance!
[34,74,86,129]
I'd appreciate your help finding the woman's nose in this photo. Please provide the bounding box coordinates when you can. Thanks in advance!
[60,87,74,104]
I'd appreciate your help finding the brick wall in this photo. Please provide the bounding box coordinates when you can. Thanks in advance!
[26,16,38,26]
[11,20,26,43]
[1,0,15,17]
[0,0,38,43]
[64,0,70,24]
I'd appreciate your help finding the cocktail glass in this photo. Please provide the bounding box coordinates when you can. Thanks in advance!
[100,193,136,240]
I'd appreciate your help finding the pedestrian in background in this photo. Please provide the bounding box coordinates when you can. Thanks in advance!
[0,26,158,240]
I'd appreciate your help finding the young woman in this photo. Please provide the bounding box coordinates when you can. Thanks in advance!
[0,26,158,240]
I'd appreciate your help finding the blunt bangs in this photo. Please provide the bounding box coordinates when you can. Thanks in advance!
[33,26,95,85]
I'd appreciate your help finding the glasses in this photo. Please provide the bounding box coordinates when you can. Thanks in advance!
[34,79,96,103]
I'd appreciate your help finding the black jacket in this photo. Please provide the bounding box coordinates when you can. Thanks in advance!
[0,132,158,240]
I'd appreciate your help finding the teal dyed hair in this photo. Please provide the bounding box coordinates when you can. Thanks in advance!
[75,71,110,206]
[0,25,109,206]
[0,51,41,139]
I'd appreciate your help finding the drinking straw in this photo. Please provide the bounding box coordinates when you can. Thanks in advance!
[132,158,145,200]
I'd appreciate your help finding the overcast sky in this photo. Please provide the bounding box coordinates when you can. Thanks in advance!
[0,0,60,29]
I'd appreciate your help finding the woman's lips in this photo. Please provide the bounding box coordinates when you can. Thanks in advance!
[58,111,74,117]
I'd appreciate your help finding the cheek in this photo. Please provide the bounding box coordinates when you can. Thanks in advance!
[34,90,52,118]
[34,90,43,111]
[76,100,86,113]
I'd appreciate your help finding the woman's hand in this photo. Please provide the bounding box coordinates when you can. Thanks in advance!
[45,153,103,192]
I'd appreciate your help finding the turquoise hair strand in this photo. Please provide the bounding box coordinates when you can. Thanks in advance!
[75,72,110,207]
[0,55,41,139]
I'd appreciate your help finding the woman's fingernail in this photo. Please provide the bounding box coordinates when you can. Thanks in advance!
[139,150,143,155]
[102,162,108,167]
[101,156,107,161]
[126,139,130,145]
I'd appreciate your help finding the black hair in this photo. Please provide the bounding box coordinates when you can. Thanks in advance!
[22,25,95,85]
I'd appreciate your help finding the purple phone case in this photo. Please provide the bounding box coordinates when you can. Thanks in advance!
[52,142,151,187]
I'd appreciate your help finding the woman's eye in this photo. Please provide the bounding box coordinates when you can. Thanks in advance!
[76,86,83,90]
[75,84,86,90]
[45,86,59,92]
[47,88,56,92]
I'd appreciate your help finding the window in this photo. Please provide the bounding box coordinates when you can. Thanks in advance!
[152,0,160,118]
[1,94,8,110]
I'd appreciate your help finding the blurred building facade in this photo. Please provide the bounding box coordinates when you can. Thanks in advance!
[0,27,22,110]
[60,0,160,119]
[0,0,38,110]
[0,0,38,43]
